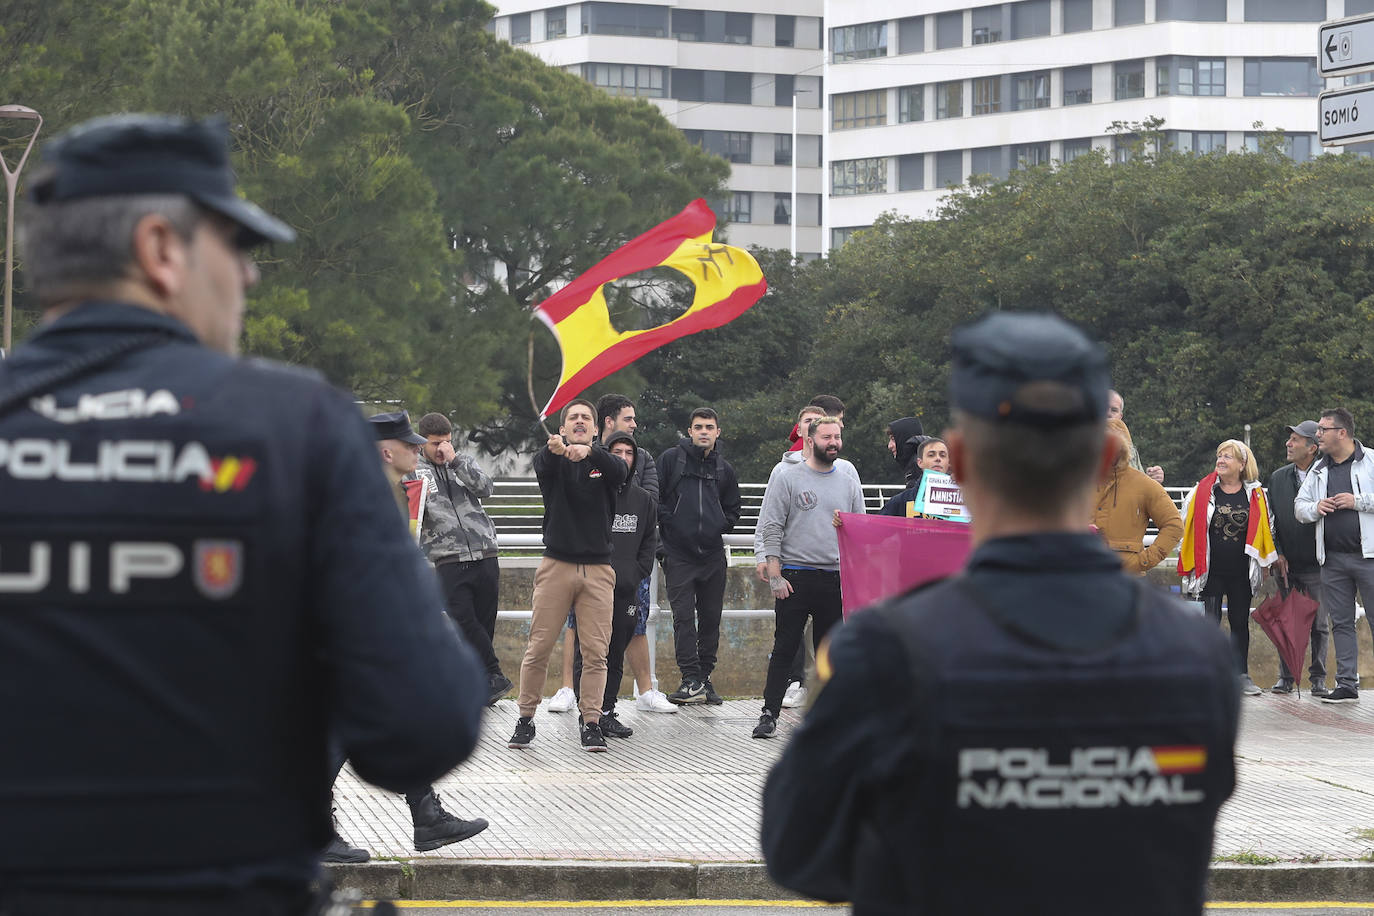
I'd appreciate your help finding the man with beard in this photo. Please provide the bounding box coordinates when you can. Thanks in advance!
[752,416,866,738]
[657,408,742,706]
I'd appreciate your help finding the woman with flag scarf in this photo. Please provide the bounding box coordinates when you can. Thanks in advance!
[1178,439,1277,696]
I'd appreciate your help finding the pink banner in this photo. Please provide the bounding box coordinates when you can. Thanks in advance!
[836,513,973,618]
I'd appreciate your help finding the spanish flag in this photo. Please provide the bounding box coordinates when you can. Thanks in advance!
[533,199,767,420]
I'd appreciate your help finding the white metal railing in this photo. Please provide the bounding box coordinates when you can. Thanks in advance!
[488,480,1194,690]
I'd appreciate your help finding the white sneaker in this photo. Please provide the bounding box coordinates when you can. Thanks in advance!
[547,686,576,712]
[635,689,678,713]
[1239,674,1261,697]
[781,681,807,708]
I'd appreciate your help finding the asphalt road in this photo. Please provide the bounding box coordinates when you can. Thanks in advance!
[361,902,1374,915]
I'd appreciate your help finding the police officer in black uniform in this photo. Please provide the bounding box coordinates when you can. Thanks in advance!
[762,313,1239,916]
[0,114,486,913]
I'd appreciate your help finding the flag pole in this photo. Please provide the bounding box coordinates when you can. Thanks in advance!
[527,327,552,437]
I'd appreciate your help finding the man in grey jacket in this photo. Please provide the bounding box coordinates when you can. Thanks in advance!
[1295,407,1374,704]
[416,412,511,704]
[753,416,866,738]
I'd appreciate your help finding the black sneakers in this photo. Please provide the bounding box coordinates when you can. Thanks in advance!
[1321,686,1360,704]
[322,831,369,863]
[752,712,777,739]
[487,673,513,706]
[1311,684,1332,698]
[702,679,723,705]
[580,719,608,751]
[668,679,706,705]
[409,790,490,851]
[508,716,536,748]
[1270,681,1294,695]
[599,710,633,739]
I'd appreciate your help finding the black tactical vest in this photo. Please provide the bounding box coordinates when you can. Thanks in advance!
[847,577,1236,916]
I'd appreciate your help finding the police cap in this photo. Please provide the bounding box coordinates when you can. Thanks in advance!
[950,312,1109,427]
[29,113,295,246]
[368,411,426,445]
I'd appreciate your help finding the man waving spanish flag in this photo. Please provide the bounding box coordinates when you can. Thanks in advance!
[533,199,767,420]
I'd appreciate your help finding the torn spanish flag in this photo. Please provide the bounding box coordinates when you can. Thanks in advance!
[533,199,767,420]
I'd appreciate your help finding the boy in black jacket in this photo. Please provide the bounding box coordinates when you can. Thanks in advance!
[509,399,626,752]
[573,431,658,738]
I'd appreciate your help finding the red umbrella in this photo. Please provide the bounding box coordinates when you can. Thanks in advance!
[1252,583,1320,695]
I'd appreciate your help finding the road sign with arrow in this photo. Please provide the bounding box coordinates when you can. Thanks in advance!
[1319,14,1374,78]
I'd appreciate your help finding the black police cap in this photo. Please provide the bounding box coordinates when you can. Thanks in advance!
[368,411,426,445]
[29,113,295,246]
[950,312,1110,427]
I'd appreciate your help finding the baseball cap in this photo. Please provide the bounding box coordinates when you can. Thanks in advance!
[950,312,1110,427]
[1286,420,1319,441]
[29,113,295,246]
[368,411,426,445]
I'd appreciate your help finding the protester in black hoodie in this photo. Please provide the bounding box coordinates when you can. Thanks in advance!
[573,431,658,738]
[657,408,742,705]
[887,416,926,485]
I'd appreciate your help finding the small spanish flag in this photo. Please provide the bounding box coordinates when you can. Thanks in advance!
[1151,745,1207,774]
[533,199,767,420]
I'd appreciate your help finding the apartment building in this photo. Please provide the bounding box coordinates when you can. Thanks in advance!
[827,0,1365,247]
[490,2,827,258]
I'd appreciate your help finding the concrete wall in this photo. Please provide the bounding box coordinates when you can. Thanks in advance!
[492,562,1374,699]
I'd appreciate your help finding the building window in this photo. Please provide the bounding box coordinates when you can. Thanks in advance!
[723,132,752,163]
[936,11,963,48]
[936,80,964,118]
[724,72,752,102]
[585,63,666,97]
[1061,138,1094,161]
[724,13,752,44]
[775,74,795,107]
[1114,60,1145,99]
[546,6,567,39]
[774,193,791,225]
[775,134,792,166]
[584,2,668,37]
[972,5,1003,43]
[725,192,752,223]
[833,90,887,129]
[1244,58,1322,96]
[936,149,964,186]
[1170,131,1227,153]
[1114,0,1145,25]
[898,16,923,53]
[1349,0,1374,13]
[1063,0,1093,32]
[1245,131,1317,161]
[1011,0,1051,38]
[832,226,864,249]
[832,22,888,61]
[897,153,925,191]
[1063,66,1093,105]
[1012,142,1051,168]
[1159,57,1226,96]
[831,157,888,195]
[1012,71,1050,110]
[776,14,796,47]
[971,146,1009,180]
[973,76,1004,114]
[898,85,924,122]
[510,13,531,43]
[1245,0,1325,19]
[672,9,704,40]
[1113,134,1156,163]
[1157,0,1226,20]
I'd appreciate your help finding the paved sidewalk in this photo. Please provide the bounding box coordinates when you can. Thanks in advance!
[332,691,1374,896]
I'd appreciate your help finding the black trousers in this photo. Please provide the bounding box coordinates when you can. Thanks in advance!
[762,568,844,716]
[1203,570,1252,676]
[435,557,502,678]
[664,551,728,683]
[573,582,639,712]
[328,742,428,808]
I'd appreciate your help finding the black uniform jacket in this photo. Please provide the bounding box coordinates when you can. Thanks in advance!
[0,302,484,890]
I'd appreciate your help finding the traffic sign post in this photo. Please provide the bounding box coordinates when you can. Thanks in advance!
[1319,14,1374,78]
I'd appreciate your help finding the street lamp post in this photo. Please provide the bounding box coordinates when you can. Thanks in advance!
[0,104,42,356]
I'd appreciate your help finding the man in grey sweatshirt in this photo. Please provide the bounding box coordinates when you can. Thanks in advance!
[753,416,866,738]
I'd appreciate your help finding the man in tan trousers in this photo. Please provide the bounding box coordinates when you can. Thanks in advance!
[509,398,626,752]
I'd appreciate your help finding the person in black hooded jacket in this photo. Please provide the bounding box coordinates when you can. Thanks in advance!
[657,408,742,705]
[573,430,658,738]
[887,416,926,485]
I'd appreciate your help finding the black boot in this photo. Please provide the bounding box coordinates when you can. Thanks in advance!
[322,808,369,863]
[408,789,489,852]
